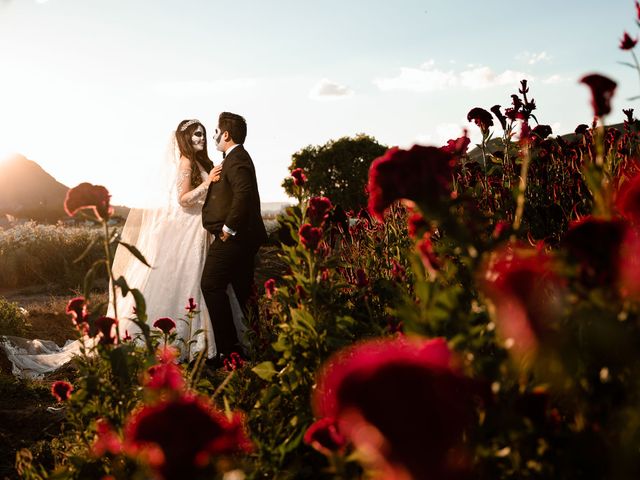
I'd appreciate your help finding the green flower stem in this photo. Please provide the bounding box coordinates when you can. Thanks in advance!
[103,220,120,340]
[513,142,531,231]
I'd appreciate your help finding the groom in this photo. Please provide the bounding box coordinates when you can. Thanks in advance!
[201,112,267,365]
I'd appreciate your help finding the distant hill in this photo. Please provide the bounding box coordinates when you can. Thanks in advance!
[0,154,128,223]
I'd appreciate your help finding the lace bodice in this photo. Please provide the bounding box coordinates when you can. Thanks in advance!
[177,160,210,207]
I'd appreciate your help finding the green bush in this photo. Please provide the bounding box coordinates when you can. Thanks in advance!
[0,297,29,336]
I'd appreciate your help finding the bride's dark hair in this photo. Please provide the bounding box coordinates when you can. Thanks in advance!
[176,120,211,188]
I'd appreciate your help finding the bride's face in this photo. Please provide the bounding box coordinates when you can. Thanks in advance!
[191,125,205,152]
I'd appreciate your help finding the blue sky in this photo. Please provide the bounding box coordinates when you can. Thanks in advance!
[0,0,638,205]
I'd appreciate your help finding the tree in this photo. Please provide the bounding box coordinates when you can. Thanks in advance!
[283,134,387,211]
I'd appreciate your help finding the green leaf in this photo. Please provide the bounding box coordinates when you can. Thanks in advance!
[116,240,152,268]
[252,361,277,381]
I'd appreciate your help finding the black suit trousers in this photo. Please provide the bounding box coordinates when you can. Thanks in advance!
[200,236,255,357]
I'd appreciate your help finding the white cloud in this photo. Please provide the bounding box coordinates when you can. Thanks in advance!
[542,74,570,84]
[374,60,529,93]
[153,78,258,97]
[516,51,551,65]
[309,78,354,100]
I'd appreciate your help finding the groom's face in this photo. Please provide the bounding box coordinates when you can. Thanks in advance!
[213,127,225,152]
[191,125,205,152]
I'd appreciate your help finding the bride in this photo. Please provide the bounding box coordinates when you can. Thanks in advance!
[1,119,246,378]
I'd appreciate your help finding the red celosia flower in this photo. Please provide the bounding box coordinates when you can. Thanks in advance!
[355,268,369,288]
[307,196,333,226]
[51,380,73,402]
[417,232,440,275]
[636,0,640,23]
[620,31,638,50]
[146,362,185,391]
[615,172,640,225]
[296,284,307,299]
[441,132,471,156]
[479,244,565,360]
[532,124,553,140]
[92,418,123,457]
[490,105,507,130]
[95,316,118,345]
[264,278,276,299]
[124,395,252,480]
[291,168,307,187]
[407,212,428,238]
[467,107,494,134]
[367,145,455,221]
[562,216,628,287]
[575,124,590,135]
[64,182,113,221]
[303,417,347,456]
[65,296,88,331]
[619,228,640,299]
[313,337,478,480]
[390,259,406,282]
[579,74,617,117]
[299,224,323,251]
[153,317,176,335]
[223,352,245,372]
[185,298,197,313]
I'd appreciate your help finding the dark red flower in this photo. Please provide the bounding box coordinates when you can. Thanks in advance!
[479,244,565,361]
[620,31,638,50]
[298,224,323,251]
[441,132,471,156]
[390,259,406,282]
[307,196,333,226]
[407,212,428,238]
[264,278,276,299]
[619,228,640,299]
[185,298,197,313]
[367,145,455,221]
[124,395,252,480]
[92,418,123,457]
[575,124,590,135]
[637,0,640,23]
[355,268,369,288]
[615,172,640,224]
[313,337,477,480]
[580,74,617,117]
[532,124,553,140]
[64,182,113,221]
[296,284,307,300]
[146,362,185,391]
[467,107,494,134]
[291,168,307,187]
[51,380,73,402]
[65,296,88,331]
[562,216,628,287]
[490,105,507,130]
[223,352,245,372]
[417,232,440,275]
[153,317,176,335]
[95,316,118,345]
[303,417,347,456]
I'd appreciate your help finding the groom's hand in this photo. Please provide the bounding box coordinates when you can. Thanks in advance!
[219,231,231,242]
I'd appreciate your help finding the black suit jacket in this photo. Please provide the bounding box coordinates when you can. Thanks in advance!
[202,145,267,249]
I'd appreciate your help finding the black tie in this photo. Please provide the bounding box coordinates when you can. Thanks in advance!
[222,152,226,159]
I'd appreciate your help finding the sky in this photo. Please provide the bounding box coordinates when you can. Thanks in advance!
[0,0,639,206]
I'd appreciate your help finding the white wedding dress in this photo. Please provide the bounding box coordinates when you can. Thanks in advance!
[1,139,247,378]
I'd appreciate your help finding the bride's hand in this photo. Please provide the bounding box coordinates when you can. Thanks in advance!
[209,165,223,183]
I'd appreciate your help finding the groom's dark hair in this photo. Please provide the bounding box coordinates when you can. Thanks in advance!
[219,112,247,144]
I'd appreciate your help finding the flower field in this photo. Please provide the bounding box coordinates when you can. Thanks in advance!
[5,7,640,480]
